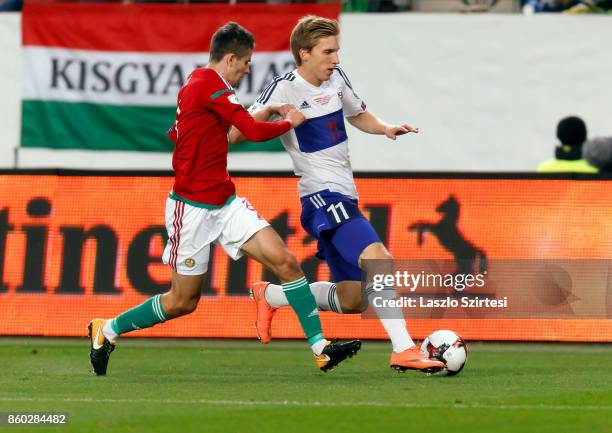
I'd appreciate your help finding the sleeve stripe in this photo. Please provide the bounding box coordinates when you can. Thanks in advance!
[256,72,295,105]
[257,72,290,104]
[256,79,279,103]
[210,88,235,99]
[334,66,353,90]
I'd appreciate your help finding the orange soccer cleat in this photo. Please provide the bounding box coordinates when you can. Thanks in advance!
[249,282,277,344]
[389,345,445,374]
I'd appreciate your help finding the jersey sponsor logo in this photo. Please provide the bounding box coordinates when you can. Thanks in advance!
[337,90,343,100]
[299,100,311,110]
[314,95,331,105]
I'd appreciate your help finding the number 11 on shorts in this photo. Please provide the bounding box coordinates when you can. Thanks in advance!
[327,202,349,224]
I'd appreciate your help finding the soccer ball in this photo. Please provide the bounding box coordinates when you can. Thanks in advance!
[420,330,468,376]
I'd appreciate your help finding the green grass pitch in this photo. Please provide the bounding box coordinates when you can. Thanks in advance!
[0,338,611,433]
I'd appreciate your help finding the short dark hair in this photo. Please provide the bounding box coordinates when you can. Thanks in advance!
[209,22,255,63]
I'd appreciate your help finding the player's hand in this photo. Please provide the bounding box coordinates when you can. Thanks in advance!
[272,104,296,118]
[385,124,419,140]
[285,109,306,128]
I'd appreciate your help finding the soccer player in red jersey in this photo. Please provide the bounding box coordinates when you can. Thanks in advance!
[88,22,360,376]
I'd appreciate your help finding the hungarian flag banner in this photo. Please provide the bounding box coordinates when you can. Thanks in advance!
[21,3,340,152]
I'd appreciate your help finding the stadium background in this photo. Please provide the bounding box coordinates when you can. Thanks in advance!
[0,3,610,341]
[1,4,611,433]
[1,171,611,342]
[1,3,612,170]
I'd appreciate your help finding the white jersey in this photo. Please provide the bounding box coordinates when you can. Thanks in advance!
[251,67,366,199]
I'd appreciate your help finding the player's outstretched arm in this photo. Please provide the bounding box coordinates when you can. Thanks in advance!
[347,111,419,141]
[228,106,272,145]
[229,104,302,144]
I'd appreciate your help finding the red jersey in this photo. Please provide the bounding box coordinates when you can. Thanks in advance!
[167,68,291,206]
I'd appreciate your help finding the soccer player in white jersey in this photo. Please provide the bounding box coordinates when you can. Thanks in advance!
[230,16,444,373]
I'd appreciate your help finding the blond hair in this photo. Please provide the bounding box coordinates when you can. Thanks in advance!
[290,15,339,66]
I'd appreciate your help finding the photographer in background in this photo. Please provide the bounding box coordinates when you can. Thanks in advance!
[537,116,598,173]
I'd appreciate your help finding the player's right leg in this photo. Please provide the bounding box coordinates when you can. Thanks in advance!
[240,226,361,372]
[249,225,366,344]
[89,197,213,375]
[255,218,444,373]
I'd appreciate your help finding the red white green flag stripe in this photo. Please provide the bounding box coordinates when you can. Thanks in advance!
[21,3,340,152]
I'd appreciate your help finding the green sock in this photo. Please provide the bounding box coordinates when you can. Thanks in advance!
[282,276,325,347]
[110,294,168,336]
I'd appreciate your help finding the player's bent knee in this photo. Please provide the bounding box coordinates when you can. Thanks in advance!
[360,242,393,263]
[178,298,199,316]
[341,299,368,314]
[339,292,368,314]
[271,252,302,281]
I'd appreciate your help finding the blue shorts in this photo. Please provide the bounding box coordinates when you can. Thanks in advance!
[300,190,382,282]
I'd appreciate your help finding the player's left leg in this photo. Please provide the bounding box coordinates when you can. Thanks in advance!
[249,226,363,345]
[313,218,419,355]
[218,197,361,371]
[325,220,442,371]
[358,242,444,373]
[89,271,207,376]
[89,196,214,375]
[240,226,360,370]
[241,226,326,351]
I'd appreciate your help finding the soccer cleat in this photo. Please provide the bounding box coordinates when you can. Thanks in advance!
[315,340,362,372]
[249,282,277,344]
[389,345,445,374]
[88,318,115,376]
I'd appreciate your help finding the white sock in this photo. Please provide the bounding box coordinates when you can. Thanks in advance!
[265,282,342,313]
[263,283,287,307]
[102,319,119,341]
[311,282,342,313]
[366,285,414,353]
[311,338,329,356]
